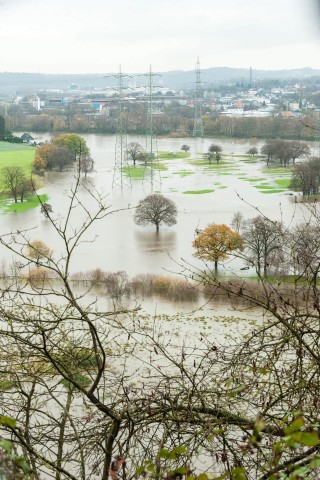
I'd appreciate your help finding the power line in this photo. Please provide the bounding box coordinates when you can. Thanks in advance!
[106,66,132,190]
[139,66,162,191]
[193,57,204,137]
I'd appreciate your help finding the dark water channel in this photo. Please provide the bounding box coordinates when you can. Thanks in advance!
[4,133,309,279]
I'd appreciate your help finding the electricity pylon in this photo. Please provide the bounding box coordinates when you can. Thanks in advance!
[140,66,162,190]
[193,57,204,137]
[107,66,132,190]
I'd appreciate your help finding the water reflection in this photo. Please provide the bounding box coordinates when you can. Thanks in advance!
[134,230,177,254]
[7,132,309,276]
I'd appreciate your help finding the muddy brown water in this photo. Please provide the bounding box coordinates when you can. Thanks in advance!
[4,133,311,279]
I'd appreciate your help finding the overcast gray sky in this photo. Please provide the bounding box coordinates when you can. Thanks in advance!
[0,0,320,73]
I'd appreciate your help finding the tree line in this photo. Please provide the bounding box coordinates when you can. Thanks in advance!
[1,134,94,205]
[1,103,320,140]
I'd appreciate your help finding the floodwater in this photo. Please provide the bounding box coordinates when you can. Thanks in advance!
[3,133,311,278]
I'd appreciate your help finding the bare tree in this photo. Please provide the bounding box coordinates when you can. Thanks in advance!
[290,157,320,197]
[246,147,258,156]
[1,171,320,479]
[1,167,26,203]
[204,143,222,164]
[231,211,245,233]
[78,155,95,177]
[181,144,190,154]
[40,202,53,218]
[134,194,177,232]
[243,215,285,276]
[127,142,144,166]
[261,140,310,167]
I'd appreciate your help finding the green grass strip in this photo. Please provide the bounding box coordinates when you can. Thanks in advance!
[274,178,291,188]
[183,189,214,195]
[173,171,194,177]
[158,151,189,159]
[3,194,49,213]
[123,166,145,179]
[0,141,35,152]
[245,178,266,182]
[262,167,291,174]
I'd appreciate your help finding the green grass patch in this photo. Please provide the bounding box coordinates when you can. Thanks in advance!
[123,166,145,179]
[274,178,291,188]
[262,167,291,175]
[255,187,285,194]
[245,274,315,285]
[0,146,36,188]
[0,141,35,152]
[183,189,214,195]
[123,163,167,179]
[173,171,194,177]
[239,154,263,159]
[2,194,49,213]
[254,185,277,190]
[190,158,235,168]
[245,178,266,183]
[158,151,189,159]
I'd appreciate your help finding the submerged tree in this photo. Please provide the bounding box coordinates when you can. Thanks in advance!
[53,133,90,161]
[1,171,320,480]
[181,144,190,154]
[127,142,144,166]
[1,166,36,203]
[204,143,222,164]
[243,215,285,276]
[134,194,177,232]
[193,223,243,270]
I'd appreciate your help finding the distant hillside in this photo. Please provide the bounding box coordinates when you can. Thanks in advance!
[0,67,320,95]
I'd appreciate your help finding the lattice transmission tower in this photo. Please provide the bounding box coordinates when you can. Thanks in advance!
[108,66,132,190]
[193,57,204,137]
[140,66,162,190]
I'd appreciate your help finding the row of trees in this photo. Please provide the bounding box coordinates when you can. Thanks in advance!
[261,140,310,166]
[0,178,320,479]
[193,213,320,280]
[290,157,320,198]
[2,101,320,140]
[32,133,94,176]
[0,134,94,205]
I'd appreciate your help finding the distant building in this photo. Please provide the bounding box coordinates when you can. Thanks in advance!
[20,133,35,143]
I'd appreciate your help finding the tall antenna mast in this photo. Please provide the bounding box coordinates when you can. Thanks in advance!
[140,65,162,190]
[107,66,132,190]
[193,57,204,137]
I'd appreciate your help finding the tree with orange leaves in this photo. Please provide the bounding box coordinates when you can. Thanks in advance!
[192,223,243,271]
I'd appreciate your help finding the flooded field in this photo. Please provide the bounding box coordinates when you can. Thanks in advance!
[4,133,310,277]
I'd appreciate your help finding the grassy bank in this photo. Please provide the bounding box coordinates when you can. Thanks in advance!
[0,142,45,213]
[0,194,49,213]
